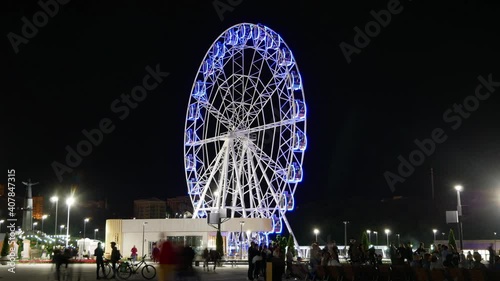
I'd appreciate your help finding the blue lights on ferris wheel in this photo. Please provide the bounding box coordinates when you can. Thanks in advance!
[185,23,307,238]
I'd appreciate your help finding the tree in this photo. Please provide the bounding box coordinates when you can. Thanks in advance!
[448,228,457,250]
[287,234,296,257]
[361,231,369,252]
[216,229,223,257]
[17,238,23,259]
[1,234,9,257]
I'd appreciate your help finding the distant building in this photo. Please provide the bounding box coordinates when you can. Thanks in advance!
[33,196,44,219]
[133,198,166,219]
[166,196,193,217]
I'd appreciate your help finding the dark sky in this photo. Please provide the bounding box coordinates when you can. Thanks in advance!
[2,1,500,242]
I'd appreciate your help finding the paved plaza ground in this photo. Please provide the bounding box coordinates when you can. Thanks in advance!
[0,263,262,281]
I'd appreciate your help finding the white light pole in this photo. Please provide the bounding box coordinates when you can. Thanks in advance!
[33,222,38,231]
[51,196,59,236]
[494,232,497,252]
[433,229,437,245]
[94,228,98,240]
[0,220,4,232]
[396,233,400,246]
[41,215,48,234]
[385,229,390,246]
[65,197,75,247]
[314,228,319,243]
[455,185,464,250]
[367,230,371,245]
[83,218,89,238]
[374,231,378,245]
[142,222,148,258]
[60,224,65,235]
[240,221,245,260]
[343,221,349,255]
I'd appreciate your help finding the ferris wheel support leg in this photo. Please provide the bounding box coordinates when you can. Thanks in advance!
[281,214,302,257]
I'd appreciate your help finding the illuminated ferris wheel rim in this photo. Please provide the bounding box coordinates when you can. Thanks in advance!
[183,22,307,234]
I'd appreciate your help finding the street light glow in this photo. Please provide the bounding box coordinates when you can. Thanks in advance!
[454,185,463,191]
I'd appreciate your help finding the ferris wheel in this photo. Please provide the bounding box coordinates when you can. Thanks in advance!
[184,23,307,241]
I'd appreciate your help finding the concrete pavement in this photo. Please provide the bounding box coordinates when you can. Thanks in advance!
[0,263,264,281]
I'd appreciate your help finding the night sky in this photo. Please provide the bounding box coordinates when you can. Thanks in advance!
[2,1,500,244]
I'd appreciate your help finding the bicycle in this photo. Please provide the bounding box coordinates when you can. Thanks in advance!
[99,258,113,279]
[117,254,157,280]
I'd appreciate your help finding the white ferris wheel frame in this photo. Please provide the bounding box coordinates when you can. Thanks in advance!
[184,23,307,241]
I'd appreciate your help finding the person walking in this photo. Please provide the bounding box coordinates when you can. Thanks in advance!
[158,240,177,281]
[94,242,105,279]
[131,245,138,263]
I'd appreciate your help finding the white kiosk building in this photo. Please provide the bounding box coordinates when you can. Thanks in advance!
[105,218,272,260]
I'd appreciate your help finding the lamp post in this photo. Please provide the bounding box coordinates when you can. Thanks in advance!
[94,229,98,240]
[50,196,59,236]
[343,221,349,255]
[494,232,497,252]
[396,233,400,246]
[455,185,464,250]
[314,228,319,243]
[433,229,437,245]
[0,219,4,232]
[374,231,378,245]
[60,224,65,235]
[367,230,371,245]
[385,229,390,246]
[65,197,75,247]
[33,222,38,231]
[83,218,89,238]
[240,221,245,260]
[41,215,48,234]
[142,222,148,258]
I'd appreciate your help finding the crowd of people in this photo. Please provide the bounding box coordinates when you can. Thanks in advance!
[386,242,500,270]
[304,239,500,280]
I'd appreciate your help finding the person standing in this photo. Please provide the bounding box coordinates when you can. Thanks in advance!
[110,242,121,278]
[94,242,105,279]
[248,241,259,281]
[131,245,138,263]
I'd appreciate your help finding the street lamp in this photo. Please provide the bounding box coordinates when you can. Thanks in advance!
[0,220,4,232]
[385,229,390,246]
[396,233,400,246]
[41,215,48,234]
[83,218,89,238]
[374,231,378,245]
[367,230,371,245]
[433,229,437,245]
[240,221,245,260]
[33,222,38,231]
[65,197,75,247]
[60,224,65,235]
[454,185,464,250]
[94,228,98,240]
[142,222,148,258]
[313,228,319,243]
[343,221,349,255]
[494,232,497,252]
[50,196,59,236]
